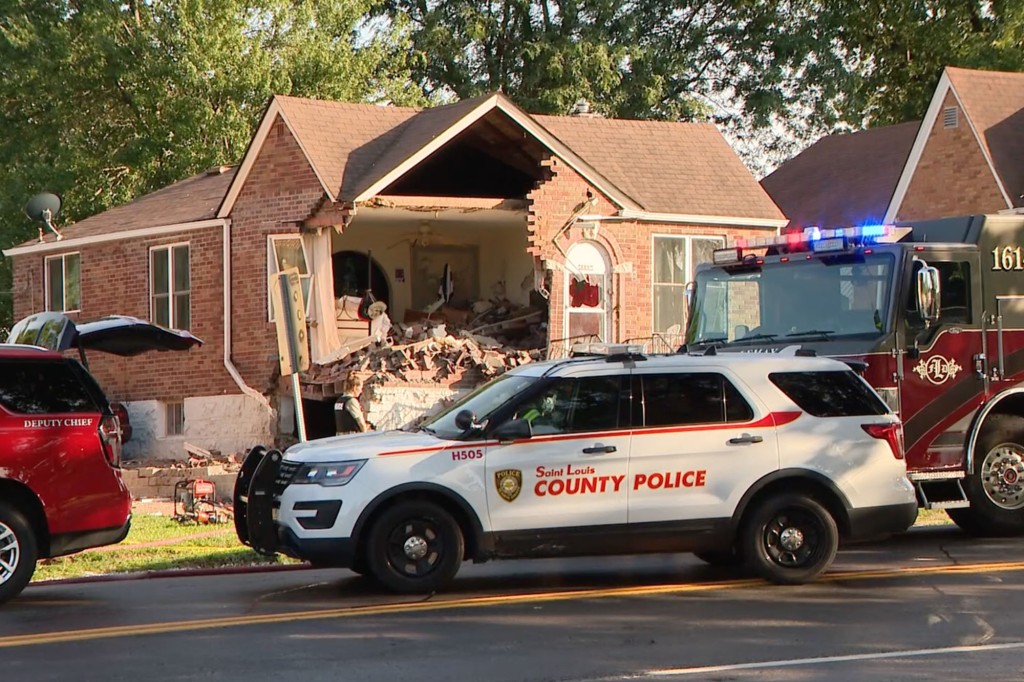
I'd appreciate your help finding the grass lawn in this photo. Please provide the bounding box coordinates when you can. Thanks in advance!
[29,506,955,583]
[32,513,296,583]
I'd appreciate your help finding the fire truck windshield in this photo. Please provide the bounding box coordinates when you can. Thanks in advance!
[686,252,896,346]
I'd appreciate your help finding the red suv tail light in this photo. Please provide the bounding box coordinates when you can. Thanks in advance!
[99,414,123,468]
[861,422,904,460]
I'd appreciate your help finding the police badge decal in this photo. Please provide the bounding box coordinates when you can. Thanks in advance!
[495,469,522,502]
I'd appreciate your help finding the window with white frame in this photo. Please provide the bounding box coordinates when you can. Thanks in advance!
[45,252,81,312]
[268,235,312,320]
[151,244,191,330]
[564,241,612,342]
[652,235,723,335]
[165,401,184,437]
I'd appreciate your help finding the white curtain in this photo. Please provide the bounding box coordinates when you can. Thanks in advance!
[302,230,341,363]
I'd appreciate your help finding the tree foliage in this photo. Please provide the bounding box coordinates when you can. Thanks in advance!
[0,0,423,327]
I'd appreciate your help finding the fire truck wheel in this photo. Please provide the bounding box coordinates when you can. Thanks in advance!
[948,415,1024,537]
[0,502,38,605]
[740,493,838,585]
[693,549,743,567]
[365,500,464,594]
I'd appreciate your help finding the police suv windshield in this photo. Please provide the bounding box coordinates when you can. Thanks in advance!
[415,374,538,439]
[687,252,896,346]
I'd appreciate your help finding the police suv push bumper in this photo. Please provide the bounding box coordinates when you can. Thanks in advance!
[234,446,353,566]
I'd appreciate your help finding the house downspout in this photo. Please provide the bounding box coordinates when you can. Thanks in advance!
[222,219,274,413]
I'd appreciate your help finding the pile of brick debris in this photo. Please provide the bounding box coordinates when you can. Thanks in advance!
[304,298,548,395]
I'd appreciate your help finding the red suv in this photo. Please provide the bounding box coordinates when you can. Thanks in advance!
[0,312,200,604]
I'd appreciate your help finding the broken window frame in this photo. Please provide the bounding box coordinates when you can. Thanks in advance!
[150,243,191,330]
[651,235,723,334]
[44,251,81,313]
[267,234,312,322]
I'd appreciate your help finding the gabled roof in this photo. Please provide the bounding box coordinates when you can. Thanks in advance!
[946,66,1024,209]
[5,167,235,254]
[537,115,785,219]
[761,122,919,229]
[221,92,784,223]
[886,66,1024,222]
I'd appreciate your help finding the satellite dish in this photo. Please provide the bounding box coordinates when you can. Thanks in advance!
[24,192,64,242]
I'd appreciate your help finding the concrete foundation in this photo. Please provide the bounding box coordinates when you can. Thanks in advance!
[122,394,274,461]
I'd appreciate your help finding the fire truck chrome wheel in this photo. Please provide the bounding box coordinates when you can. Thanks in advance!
[0,503,38,605]
[979,442,1024,511]
[741,493,838,585]
[366,500,464,594]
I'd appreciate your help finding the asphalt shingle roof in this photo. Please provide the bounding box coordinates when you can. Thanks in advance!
[17,93,784,249]
[536,115,784,218]
[760,121,920,229]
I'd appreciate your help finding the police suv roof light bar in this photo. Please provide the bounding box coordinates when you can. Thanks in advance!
[711,224,896,265]
[570,342,647,361]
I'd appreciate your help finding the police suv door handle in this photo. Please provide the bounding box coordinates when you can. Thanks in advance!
[582,444,617,454]
[728,434,763,445]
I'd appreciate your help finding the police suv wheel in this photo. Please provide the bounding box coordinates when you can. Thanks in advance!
[0,502,38,605]
[741,494,838,585]
[948,415,1024,537]
[366,500,464,594]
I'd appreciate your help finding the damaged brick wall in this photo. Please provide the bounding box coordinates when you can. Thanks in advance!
[526,155,777,347]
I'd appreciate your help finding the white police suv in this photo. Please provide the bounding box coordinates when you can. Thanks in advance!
[235,345,917,593]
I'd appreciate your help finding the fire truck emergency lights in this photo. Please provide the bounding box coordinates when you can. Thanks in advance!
[712,224,895,265]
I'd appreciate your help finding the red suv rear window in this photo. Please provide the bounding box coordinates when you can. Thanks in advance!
[0,359,101,414]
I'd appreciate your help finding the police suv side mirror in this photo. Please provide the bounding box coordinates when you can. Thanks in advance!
[916,264,942,327]
[684,281,696,321]
[491,418,532,444]
[454,409,478,431]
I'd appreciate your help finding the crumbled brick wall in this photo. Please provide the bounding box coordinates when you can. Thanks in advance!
[525,155,776,345]
[898,91,1008,221]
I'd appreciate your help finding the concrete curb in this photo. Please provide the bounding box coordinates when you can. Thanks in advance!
[29,562,316,588]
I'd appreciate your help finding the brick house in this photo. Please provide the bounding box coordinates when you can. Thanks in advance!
[762,66,1024,228]
[3,93,784,458]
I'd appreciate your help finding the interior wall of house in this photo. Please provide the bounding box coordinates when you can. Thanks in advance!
[331,219,534,322]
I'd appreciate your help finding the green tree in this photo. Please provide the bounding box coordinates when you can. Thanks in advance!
[0,0,423,328]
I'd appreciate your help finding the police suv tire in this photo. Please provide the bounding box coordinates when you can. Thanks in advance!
[740,493,838,585]
[948,415,1024,537]
[0,502,38,605]
[365,500,464,594]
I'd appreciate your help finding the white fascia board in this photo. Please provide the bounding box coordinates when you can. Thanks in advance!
[353,95,643,213]
[353,95,501,203]
[217,98,335,218]
[611,209,787,229]
[2,219,227,257]
[884,73,953,224]
[884,71,1012,223]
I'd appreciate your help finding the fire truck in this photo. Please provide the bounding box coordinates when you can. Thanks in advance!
[685,214,1024,536]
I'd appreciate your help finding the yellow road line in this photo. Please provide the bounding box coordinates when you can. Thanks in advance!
[4,560,1024,649]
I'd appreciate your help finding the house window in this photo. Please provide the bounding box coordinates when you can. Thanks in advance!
[45,252,81,312]
[165,401,184,436]
[943,106,958,129]
[652,235,723,335]
[268,235,312,320]
[151,244,190,329]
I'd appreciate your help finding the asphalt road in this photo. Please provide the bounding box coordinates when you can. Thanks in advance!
[2,526,1024,682]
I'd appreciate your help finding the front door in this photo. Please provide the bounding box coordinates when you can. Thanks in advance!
[485,371,631,534]
[627,370,776,525]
